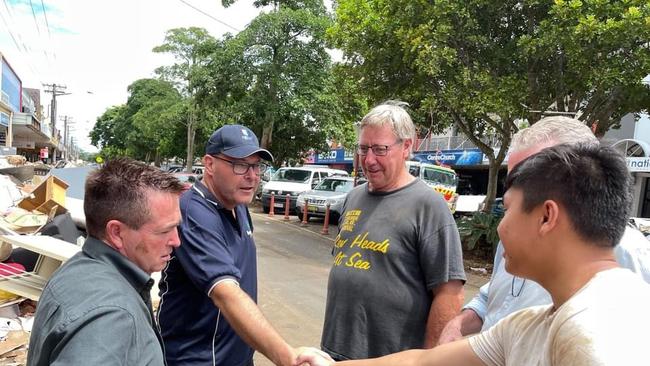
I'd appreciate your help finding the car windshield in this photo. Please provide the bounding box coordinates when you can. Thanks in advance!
[421,167,457,187]
[314,179,354,192]
[272,168,311,183]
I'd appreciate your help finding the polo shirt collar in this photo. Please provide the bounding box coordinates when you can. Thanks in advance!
[82,236,154,297]
[192,180,224,209]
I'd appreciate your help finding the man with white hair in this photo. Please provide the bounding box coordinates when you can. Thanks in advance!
[438,116,650,343]
[320,101,466,360]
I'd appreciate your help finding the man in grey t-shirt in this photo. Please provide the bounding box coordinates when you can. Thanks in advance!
[320,101,466,360]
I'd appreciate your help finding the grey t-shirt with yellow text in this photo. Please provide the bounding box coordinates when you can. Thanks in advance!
[321,179,466,359]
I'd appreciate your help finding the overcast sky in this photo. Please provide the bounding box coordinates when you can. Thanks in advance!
[1,0,263,152]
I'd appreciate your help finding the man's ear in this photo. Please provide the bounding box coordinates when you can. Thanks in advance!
[105,219,126,250]
[539,200,560,236]
[203,154,216,176]
[402,139,412,159]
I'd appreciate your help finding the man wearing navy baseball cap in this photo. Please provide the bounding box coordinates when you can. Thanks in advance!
[158,125,303,366]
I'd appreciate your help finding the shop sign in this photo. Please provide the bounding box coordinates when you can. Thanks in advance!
[627,157,650,172]
[414,148,484,166]
[315,148,354,164]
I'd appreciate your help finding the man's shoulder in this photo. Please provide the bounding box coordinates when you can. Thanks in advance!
[556,269,650,325]
[43,256,138,311]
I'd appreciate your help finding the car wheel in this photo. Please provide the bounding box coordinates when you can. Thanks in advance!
[263,205,270,214]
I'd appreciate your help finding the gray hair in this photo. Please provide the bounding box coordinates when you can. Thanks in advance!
[358,101,417,153]
[510,116,598,153]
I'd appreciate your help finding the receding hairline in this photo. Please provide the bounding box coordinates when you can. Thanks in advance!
[510,116,598,153]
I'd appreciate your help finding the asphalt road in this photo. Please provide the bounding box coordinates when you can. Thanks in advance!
[249,209,488,365]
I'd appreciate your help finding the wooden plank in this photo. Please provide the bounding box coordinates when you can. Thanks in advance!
[0,273,47,301]
[0,235,80,262]
[0,331,29,357]
[0,235,81,301]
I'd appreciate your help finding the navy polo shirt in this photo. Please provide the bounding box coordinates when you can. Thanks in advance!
[158,181,257,366]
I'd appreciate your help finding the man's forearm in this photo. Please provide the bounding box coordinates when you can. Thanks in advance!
[438,309,485,345]
[299,339,485,366]
[211,283,295,366]
[424,280,464,348]
[457,309,483,335]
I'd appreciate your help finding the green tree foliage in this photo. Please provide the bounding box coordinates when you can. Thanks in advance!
[78,150,99,163]
[89,79,185,163]
[153,27,219,171]
[90,105,129,158]
[329,0,650,210]
[211,0,356,165]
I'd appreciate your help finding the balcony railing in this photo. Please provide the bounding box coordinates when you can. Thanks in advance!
[12,113,43,134]
[1,91,9,106]
[415,135,501,151]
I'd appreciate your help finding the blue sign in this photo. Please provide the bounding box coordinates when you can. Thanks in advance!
[413,149,484,166]
[1,60,21,112]
[314,148,354,164]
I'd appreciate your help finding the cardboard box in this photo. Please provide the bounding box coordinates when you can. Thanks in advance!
[17,175,69,216]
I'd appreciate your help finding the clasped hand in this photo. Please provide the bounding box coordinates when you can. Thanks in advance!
[294,347,335,366]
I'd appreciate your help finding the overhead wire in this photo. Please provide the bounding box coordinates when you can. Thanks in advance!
[0,0,45,83]
[40,0,50,38]
[28,0,41,36]
[178,0,240,33]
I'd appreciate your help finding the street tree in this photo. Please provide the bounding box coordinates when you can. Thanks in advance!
[90,105,129,158]
[329,0,650,210]
[153,27,218,171]
[129,79,186,165]
[213,0,354,165]
[90,78,186,163]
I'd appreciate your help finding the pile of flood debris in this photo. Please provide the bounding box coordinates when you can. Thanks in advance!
[0,155,83,365]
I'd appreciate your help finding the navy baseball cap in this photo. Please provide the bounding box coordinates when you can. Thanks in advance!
[206,125,274,161]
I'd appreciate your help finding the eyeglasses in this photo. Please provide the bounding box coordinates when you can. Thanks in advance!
[356,140,403,156]
[211,155,268,176]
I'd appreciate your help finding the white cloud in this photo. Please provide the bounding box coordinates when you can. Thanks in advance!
[1,0,262,152]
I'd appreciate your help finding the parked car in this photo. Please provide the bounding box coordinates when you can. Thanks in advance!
[406,161,459,213]
[261,166,348,214]
[174,173,201,190]
[255,167,276,200]
[295,176,362,222]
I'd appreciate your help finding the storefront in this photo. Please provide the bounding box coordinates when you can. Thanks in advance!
[615,139,650,218]
[1,55,21,148]
[308,148,355,172]
[413,148,508,196]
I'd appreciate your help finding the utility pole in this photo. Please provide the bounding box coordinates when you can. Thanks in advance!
[43,84,69,133]
[61,115,74,161]
[44,84,71,163]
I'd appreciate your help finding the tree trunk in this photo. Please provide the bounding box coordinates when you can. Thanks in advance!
[154,149,161,167]
[185,103,196,173]
[260,76,278,150]
[483,158,501,212]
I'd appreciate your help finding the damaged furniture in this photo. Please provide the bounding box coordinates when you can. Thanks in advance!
[0,235,80,301]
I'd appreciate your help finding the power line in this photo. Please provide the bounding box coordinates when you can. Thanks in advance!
[0,7,41,77]
[178,0,240,33]
[0,10,22,53]
[40,0,50,38]
[28,0,41,36]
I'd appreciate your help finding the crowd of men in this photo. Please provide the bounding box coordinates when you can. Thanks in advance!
[25,101,650,366]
